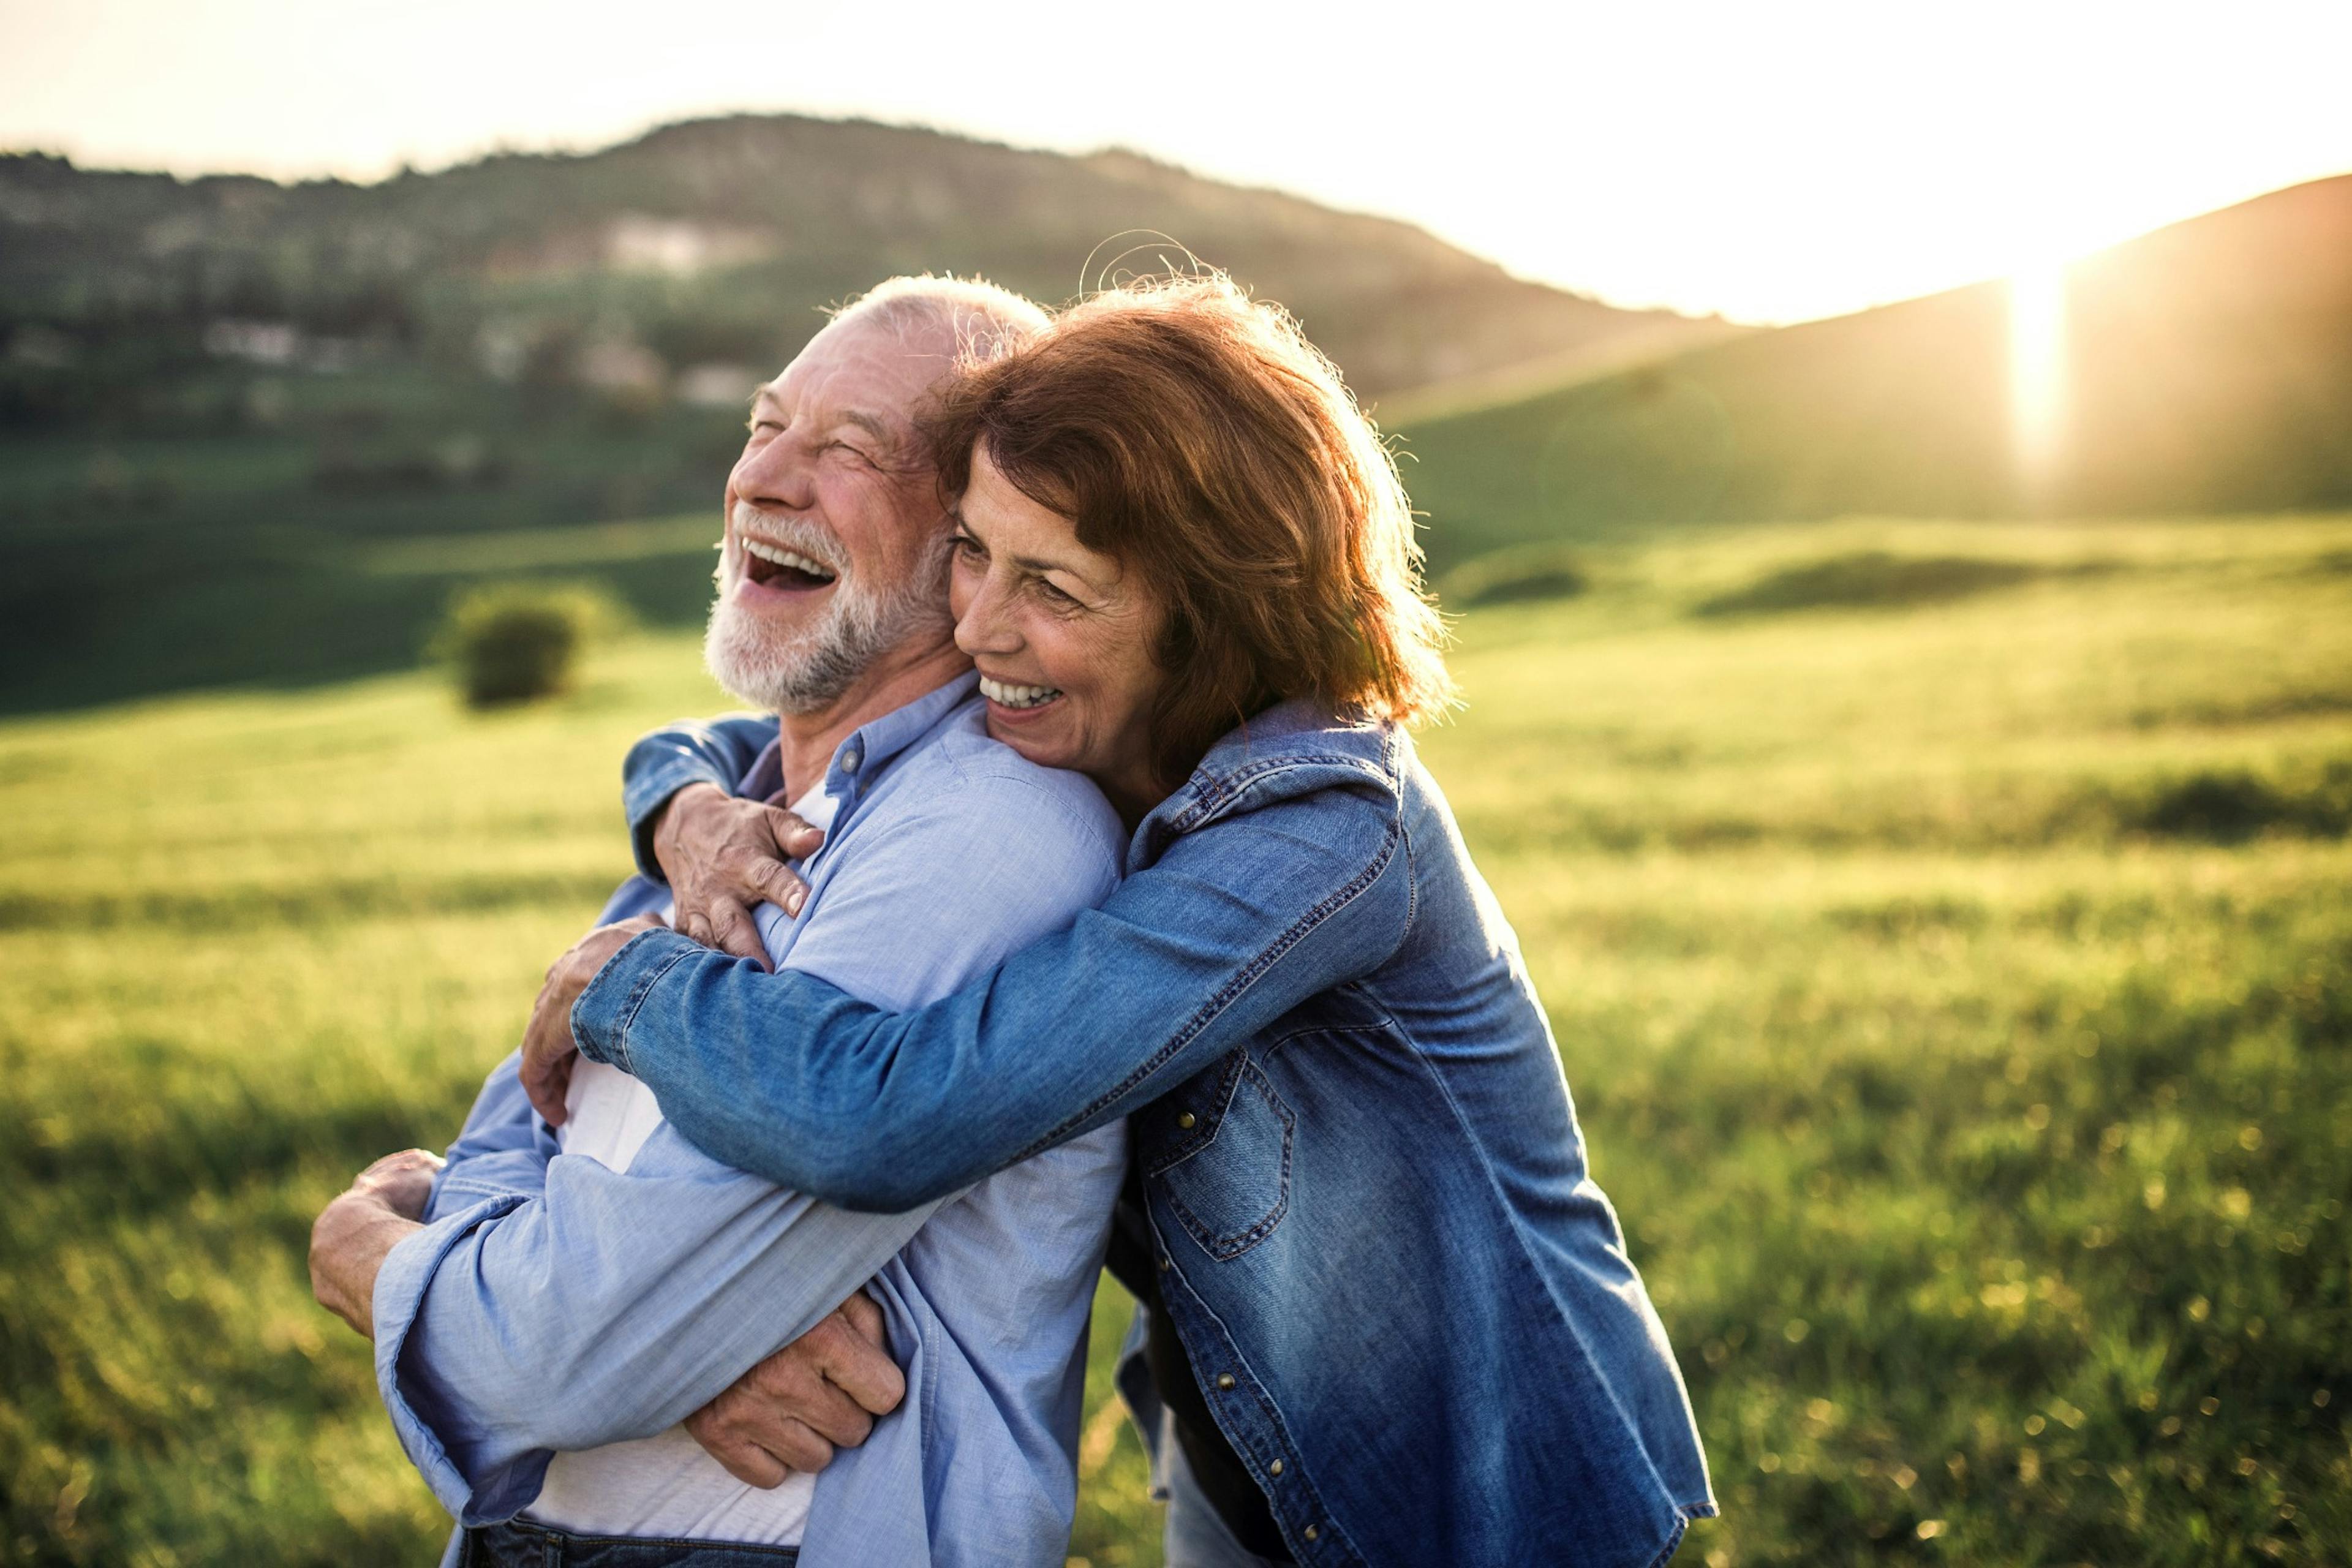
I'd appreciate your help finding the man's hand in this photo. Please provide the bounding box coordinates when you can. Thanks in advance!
[520,914,666,1125]
[310,1148,444,1339]
[654,783,824,967]
[684,1292,905,1486]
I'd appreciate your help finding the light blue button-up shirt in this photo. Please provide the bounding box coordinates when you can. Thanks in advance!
[371,673,1130,1567]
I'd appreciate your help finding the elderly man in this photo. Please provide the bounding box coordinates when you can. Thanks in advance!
[309,276,1129,1568]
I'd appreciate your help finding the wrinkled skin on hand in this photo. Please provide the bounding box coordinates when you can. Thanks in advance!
[685,1292,907,1484]
[518,786,821,1123]
[350,1147,444,1220]
[654,783,824,967]
[309,1148,445,1338]
[518,914,666,1125]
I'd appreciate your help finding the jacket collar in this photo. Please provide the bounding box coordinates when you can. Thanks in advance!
[1129,701,1401,869]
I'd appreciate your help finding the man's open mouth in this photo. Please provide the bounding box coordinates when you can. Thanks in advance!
[741,537,839,590]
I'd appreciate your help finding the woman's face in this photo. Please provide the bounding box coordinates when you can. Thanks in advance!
[949,442,1167,819]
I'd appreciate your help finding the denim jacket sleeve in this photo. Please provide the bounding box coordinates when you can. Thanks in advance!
[620,712,778,882]
[574,770,1412,1210]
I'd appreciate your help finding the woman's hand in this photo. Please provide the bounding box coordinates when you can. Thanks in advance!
[309,1148,445,1339]
[519,914,667,1125]
[653,784,824,967]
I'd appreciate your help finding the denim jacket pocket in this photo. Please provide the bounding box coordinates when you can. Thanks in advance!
[1148,1054,1295,1261]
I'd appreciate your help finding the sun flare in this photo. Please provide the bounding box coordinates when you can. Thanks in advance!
[2009,262,2069,492]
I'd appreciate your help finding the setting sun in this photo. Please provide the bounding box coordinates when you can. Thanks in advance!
[2010,262,2070,492]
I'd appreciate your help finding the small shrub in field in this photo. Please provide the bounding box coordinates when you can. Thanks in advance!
[1440,543,1591,608]
[1695,551,2043,617]
[2133,759,2352,842]
[2137,769,2291,842]
[431,583,619,707]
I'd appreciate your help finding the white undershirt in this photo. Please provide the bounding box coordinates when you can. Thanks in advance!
[526,784,839,1544]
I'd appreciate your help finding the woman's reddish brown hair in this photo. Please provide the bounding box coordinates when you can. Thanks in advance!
[928,273,1454,786]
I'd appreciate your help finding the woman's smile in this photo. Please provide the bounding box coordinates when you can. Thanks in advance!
[975,674,1063,711]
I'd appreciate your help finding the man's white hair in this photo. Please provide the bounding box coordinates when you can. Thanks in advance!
[827,274,1048,367]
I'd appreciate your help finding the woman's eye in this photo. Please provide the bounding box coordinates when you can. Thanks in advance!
[1037,579,1082,610]
[951,533,986,560]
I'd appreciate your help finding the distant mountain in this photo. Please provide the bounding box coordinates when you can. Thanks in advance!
[0,113,1717,423]
[0,113,1731,712]
[1402,174,2352,567]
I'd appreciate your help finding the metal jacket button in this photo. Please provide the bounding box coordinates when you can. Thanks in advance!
[1176,1110,1197,1129]
[1303,1525,1320,1542]
[1216,1373,1235,1389]
[1268,1459,1284,1477]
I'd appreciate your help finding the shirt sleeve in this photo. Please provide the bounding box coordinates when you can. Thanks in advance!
[373,1140,944,1524]
[375,758,1125,1525]
[424,1051,559,1218]
[573,772,1412,1211]
[620,712,779,882]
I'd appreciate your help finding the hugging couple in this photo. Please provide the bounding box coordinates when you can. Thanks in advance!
[309,273,1715,1568]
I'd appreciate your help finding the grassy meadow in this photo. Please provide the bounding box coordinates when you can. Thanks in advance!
[3,514,2348,1566]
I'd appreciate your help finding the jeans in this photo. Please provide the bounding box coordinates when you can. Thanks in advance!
[1163,1411,1288,1568]
[459,1520,799,1568]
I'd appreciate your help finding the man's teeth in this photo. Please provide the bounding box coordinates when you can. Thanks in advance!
[741,538,837,580]
[979,676,1063,709]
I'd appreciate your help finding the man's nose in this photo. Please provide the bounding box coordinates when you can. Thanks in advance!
[730,434,815,512]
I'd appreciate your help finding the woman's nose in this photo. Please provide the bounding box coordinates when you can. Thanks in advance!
[954,573,1022,657]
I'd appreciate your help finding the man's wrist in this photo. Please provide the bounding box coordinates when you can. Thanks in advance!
[312,1193,424,1339]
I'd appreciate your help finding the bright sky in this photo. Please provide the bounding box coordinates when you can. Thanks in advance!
[5,0,2348,324]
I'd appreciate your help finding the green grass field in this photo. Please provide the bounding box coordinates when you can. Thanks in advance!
[4,514,2347,1566]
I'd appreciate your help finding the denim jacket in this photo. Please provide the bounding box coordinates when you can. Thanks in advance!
[586,702,1715,1567]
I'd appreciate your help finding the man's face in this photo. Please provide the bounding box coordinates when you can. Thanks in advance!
[705,314,959,714]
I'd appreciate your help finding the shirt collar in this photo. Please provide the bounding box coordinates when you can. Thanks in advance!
[734,670,981,808]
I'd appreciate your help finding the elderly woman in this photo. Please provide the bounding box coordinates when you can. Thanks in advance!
[528,277,1714,1567]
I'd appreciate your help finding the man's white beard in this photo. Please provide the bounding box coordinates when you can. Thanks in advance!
[704,505,954,715]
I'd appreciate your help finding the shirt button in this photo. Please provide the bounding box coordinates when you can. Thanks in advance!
[839,748,861,773]
[1304,1525,1320,1542]
[1176,1111,1197,1129]
[1268,1459,1284,1477]
[1216,1373,1235,1390]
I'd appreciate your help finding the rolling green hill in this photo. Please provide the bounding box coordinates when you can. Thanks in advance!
[1400,175,2352,570]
